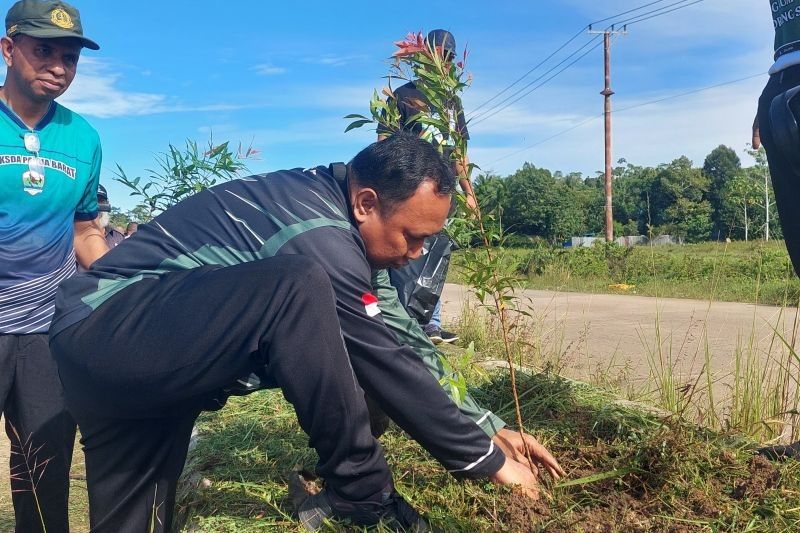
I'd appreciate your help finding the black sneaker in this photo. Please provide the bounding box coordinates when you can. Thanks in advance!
[298,487,430,531]
[425,326,458,345]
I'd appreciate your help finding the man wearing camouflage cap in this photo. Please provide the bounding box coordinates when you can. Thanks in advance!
[0,1,105,530]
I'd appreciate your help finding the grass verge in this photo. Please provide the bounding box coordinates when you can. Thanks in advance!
[450,241,800,306]
[177,360,800,532]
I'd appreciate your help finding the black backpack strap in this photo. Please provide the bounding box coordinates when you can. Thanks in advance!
[329,162,347,185]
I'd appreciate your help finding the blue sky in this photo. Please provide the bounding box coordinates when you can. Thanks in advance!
[6,0,772,210]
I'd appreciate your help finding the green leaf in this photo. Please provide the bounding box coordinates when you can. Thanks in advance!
[344,120,373,133]
[555,467,636,489]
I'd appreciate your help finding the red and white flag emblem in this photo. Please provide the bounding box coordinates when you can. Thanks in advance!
[362,292,381,317]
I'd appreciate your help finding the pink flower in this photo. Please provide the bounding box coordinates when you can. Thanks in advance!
[393,32,427,58]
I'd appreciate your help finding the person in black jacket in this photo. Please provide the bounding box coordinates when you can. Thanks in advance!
[50,134,562,531]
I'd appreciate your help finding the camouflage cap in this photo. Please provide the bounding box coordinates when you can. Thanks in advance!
[6,0,99,50]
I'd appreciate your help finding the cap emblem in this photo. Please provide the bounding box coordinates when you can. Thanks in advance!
[7,24,17,36]
[50,9,74,29]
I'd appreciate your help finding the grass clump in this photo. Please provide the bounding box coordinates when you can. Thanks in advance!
[177,365,800,532]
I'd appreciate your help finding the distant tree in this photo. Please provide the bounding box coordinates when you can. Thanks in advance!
[703,145,742,239]
[647,156,712,241]
[109,207,132,229]
[502,163,557,238]
[612,161,657,234]
[743,146,780,240]
[127,204,155,224]
[549,181,588,242]
[665,198,713,242]
[718,171,760,240]
[473,173,508,219]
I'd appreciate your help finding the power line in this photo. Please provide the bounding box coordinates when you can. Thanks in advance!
[470,0,685,116]
[588,0,673,26]
[488,114,603,166]
[623,0,704,26]
[470,36,604,126]
[469,0,706,125]
[485,72,765,168]
[470,0,703,120]
[609,0,701,28]
[469,27,586,115]
[614,73,765,113]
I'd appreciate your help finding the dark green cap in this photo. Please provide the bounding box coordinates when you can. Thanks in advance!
[6,0,99,50]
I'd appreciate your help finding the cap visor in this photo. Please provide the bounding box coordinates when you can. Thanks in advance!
[17,28,99,50]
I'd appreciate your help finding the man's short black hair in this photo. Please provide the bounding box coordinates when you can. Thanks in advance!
[349,132,456,215]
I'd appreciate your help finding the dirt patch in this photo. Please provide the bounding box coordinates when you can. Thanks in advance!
[687,488,722,517]
[496,488,551,531]
[540,493,653,533]
[732,455,781,500]
[560,443,615,484]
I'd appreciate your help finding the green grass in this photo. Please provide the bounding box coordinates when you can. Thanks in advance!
[450,241,800,306]
[178,361,800,531]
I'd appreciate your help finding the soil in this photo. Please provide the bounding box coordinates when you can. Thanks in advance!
[496,488,551,532]
[687,488,722,517]
[502,443,785,531]
[558,493,652,533]
[732,455,781,500]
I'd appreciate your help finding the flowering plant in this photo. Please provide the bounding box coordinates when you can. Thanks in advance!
[347,33,547,484]
[345,31,472,177]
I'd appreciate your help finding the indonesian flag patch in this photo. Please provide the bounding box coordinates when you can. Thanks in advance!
[362,292,381,317]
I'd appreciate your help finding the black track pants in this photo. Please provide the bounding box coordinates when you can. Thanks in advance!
[50,256,391,532]
[0,333,76,533]
[759,65,800,275]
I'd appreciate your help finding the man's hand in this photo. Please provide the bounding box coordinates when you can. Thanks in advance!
[492,428,564,481]
[753,113,761,150]
[490,455,541,499]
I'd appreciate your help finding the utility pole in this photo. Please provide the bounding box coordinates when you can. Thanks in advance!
[589,25,627,242]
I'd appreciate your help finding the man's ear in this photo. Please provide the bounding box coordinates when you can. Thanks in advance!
[351,187,380,223]
[1,37,14,67]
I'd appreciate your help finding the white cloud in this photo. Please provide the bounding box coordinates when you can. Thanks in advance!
[253,63,286,76]
[471,74,766,177]
[56,57,165,118]
[57,58,247,118]
[305,54,369,67]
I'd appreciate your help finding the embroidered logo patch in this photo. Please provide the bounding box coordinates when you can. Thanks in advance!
[362,292,380,317]
[50,9,74,29]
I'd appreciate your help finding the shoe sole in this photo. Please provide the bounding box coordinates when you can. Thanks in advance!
[427,335,458,345]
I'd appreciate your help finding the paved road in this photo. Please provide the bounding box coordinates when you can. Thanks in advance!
[439,284,799,393]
